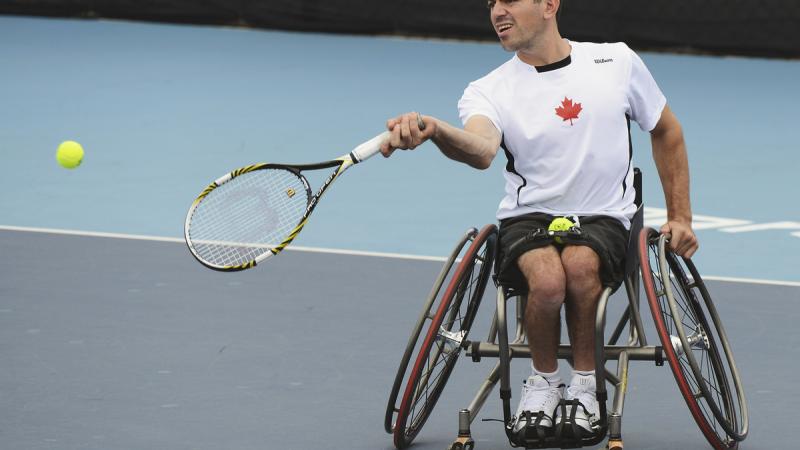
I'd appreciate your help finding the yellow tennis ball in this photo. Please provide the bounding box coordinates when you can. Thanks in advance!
[56,141,84,169]
[548,217,575,232]
[548,217,575,244]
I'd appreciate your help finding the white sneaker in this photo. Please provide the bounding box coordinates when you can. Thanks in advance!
[558,374,601,434]
[512,375,563,432]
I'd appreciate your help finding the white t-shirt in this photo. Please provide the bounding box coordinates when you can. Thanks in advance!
[458,41,666,229]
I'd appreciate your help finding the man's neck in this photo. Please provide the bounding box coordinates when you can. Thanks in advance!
[516,34,571,68]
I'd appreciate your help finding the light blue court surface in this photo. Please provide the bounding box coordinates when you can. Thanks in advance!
[1,16,799,283]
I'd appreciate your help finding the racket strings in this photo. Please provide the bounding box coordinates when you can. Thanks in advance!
[188,168,309,267]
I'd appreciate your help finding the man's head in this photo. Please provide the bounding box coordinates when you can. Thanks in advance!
[488,0,561,53]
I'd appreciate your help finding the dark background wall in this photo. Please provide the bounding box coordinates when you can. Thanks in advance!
[1,0,798,58]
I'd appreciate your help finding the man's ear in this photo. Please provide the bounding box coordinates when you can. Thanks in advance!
[543,0,561,20]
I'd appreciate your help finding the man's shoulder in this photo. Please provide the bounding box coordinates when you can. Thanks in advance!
[468,55,519,88]
[568,40,636,75]
[571,40,630,51]
[573,40,633,58]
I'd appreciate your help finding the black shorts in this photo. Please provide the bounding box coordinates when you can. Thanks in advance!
[496,212,629,292]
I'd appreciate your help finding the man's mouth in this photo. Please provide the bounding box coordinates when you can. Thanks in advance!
[496,23,513,35]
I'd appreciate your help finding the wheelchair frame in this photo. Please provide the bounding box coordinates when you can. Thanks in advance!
[385,169,748,450]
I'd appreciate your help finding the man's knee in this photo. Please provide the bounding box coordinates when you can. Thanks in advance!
[528,277,566,309]
[517,247,566,308]
[561,246,601,288]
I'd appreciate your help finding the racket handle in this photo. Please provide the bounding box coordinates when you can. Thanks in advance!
[350,131,391,163]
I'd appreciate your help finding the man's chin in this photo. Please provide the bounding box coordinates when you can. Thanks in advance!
[499,41,519,52]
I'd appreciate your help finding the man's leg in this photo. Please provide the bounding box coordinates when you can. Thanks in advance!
[561,245,603,370]
[511,246,567,434]
[559,245,603,435]
[517,245,566,372]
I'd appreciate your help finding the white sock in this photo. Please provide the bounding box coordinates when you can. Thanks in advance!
[571,370,596,389]
[532,362,562,386]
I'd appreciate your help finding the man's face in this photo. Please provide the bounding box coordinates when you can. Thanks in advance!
[488,0,546,52]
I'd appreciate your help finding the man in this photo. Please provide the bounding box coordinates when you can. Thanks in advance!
[381,0,698,441]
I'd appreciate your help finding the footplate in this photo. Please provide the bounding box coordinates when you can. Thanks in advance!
[448,435,475,450]
[505,399,607,449]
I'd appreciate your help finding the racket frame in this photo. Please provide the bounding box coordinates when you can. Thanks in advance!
[184,132,389,271]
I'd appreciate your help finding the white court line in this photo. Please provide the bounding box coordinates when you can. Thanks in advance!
[0,225,447,262]
[2,224,799,287]
[700,275,800,287]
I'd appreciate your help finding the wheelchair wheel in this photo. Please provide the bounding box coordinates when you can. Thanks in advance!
[639,228,748,449]
[390,224,497,449]
[385,227,477,434]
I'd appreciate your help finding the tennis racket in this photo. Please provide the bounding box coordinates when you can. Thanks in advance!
[184,131,394,271]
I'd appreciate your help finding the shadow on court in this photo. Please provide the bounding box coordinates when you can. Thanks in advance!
[0,230,795,449]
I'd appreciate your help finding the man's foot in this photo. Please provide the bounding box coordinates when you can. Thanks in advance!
[558,373,601,435]
[512,375,563,433]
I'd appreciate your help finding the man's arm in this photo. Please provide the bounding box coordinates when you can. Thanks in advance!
[380,112,501,170]
[650,105,699,257]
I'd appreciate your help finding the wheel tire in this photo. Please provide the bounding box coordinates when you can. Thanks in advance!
[640,228,748,449]
[391,224,497,449]
[385,228,477,434]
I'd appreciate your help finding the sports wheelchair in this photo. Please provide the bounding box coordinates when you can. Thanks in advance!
[385,169,748,450]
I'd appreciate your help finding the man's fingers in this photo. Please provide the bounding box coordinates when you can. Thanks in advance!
[400,115,413,144]
[409,114,423,145]
[678,234,699,258]
[385,124,398,149]
[669,230,686,254]
[380,141,395,157]
[659,224,671,239]
[384,112,433,154]
[682,244,697,259]
[658,221,698,258]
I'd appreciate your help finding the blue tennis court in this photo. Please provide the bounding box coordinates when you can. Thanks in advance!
[1,16,798,282]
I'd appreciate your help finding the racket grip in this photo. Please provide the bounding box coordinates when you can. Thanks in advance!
[350,131,391,163]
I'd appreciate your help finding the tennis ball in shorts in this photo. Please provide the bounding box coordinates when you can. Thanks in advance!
[56,141,84,169]
[548,217,575,244]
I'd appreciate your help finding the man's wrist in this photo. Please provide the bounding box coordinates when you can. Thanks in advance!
[429,118,442,141]
[667,216,692,225]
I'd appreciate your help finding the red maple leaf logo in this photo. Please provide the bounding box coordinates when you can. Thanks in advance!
[555,97,582,125]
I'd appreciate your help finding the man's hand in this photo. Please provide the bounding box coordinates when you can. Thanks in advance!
[660,220,698,258]
[381,112,437,157]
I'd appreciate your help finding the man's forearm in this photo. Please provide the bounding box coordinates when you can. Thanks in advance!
[430,118,499,170]
[652,122,692,223]
[649,106,699,256]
